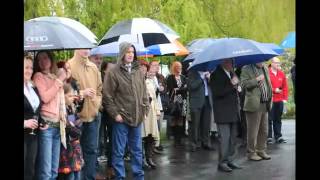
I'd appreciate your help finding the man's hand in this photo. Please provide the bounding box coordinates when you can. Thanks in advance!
[256,74,265,82]
[237,85,242,92]
[275,88,282,93]
[82,88,96,98]
[231,76,240,85]
[204,71,211,79]
[115,114,124,123]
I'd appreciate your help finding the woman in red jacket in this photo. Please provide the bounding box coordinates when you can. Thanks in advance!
[267,57,288,144]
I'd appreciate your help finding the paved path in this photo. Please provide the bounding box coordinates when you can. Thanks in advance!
[98,120,295,180]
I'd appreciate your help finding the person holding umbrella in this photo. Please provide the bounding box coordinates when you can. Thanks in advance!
[240,62,273,161]
[209,59,243,172]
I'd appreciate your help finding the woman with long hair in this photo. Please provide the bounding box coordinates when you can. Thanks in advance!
[33,51,67,180]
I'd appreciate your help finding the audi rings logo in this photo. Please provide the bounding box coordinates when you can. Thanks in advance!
[26,36,48,42]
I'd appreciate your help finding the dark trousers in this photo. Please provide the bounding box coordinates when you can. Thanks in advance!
[239,109,247,143]
[24,134,38,180]
[268,101,284,139]
[81,117,99,180]
[189,97,211,148]
[216,123,238,165]
[106,116,113,167]
[99,111,108,157]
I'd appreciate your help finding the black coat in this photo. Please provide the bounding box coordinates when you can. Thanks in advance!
[187,70,213,109]
[166,74,187,101]
[24,86,42,135]
[209,66,240,124]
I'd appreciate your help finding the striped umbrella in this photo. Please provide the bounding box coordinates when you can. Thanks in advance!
[94,18,181,56]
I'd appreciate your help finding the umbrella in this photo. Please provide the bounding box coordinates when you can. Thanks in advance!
[24,17,96,51]
[189,38,280,71]
[33,16,98,44]
[261,43,284,55]
[280,31,295,48]
[90,34,151,57]
[146,39,189,56]
[183,38,217,62]
[98,18,176,50]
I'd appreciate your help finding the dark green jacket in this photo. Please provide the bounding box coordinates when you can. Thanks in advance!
[103,42,149,127]
[240,64,273,112]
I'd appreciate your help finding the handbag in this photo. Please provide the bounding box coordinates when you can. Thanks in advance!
[167,90,182,116]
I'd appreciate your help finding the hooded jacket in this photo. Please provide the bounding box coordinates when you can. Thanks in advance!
[103,42,150,127]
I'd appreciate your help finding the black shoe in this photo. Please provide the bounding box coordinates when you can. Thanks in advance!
[218,163,232,172]
[143,159,152,170]
[227,162,243,169]
[146,158,157,169]
[153,148,163,155]
[155,145,164,151]
[202,145,216,151]
[276,137,287,144]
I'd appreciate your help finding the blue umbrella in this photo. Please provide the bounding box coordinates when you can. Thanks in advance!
[280,31,295,48]
[189,38,280,71]
[183,38,217,62]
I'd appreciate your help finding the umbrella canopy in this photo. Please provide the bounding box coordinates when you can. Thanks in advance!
[24,17,96,51]
[189,38,280,71]
[99,18,175,48]
[33,16,98,44]
[93,18,182,57]
[90,34,150,56]
[146,39,189,56]
[183,38,217,62]
[186,38,217,53]
[261,43,284,55]
[280,31,295,48]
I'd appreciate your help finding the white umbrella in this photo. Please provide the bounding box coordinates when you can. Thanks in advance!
[33,16,98,44]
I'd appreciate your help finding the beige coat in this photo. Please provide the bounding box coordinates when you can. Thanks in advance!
[142,78,160,140]
[67,58,102,122]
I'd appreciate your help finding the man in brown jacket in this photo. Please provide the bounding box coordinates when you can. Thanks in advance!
[67,49,103,180]
[103,42,149,180]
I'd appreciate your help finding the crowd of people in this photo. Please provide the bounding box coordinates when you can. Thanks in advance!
[24,42,293,180]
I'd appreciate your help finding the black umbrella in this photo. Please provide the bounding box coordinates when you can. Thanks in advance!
[24,19,96,51]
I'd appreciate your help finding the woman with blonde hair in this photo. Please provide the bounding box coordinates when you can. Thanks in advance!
[166,61,187,147]
[24,54,48,180]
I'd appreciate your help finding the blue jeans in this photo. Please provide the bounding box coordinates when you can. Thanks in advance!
[112,122,144,180]
[80,116,99,180]
[37,127,61,180]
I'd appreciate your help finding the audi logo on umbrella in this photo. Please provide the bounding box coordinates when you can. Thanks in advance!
[26,36,49,42]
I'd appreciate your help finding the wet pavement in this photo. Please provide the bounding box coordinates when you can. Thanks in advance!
[97,120,295,180]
